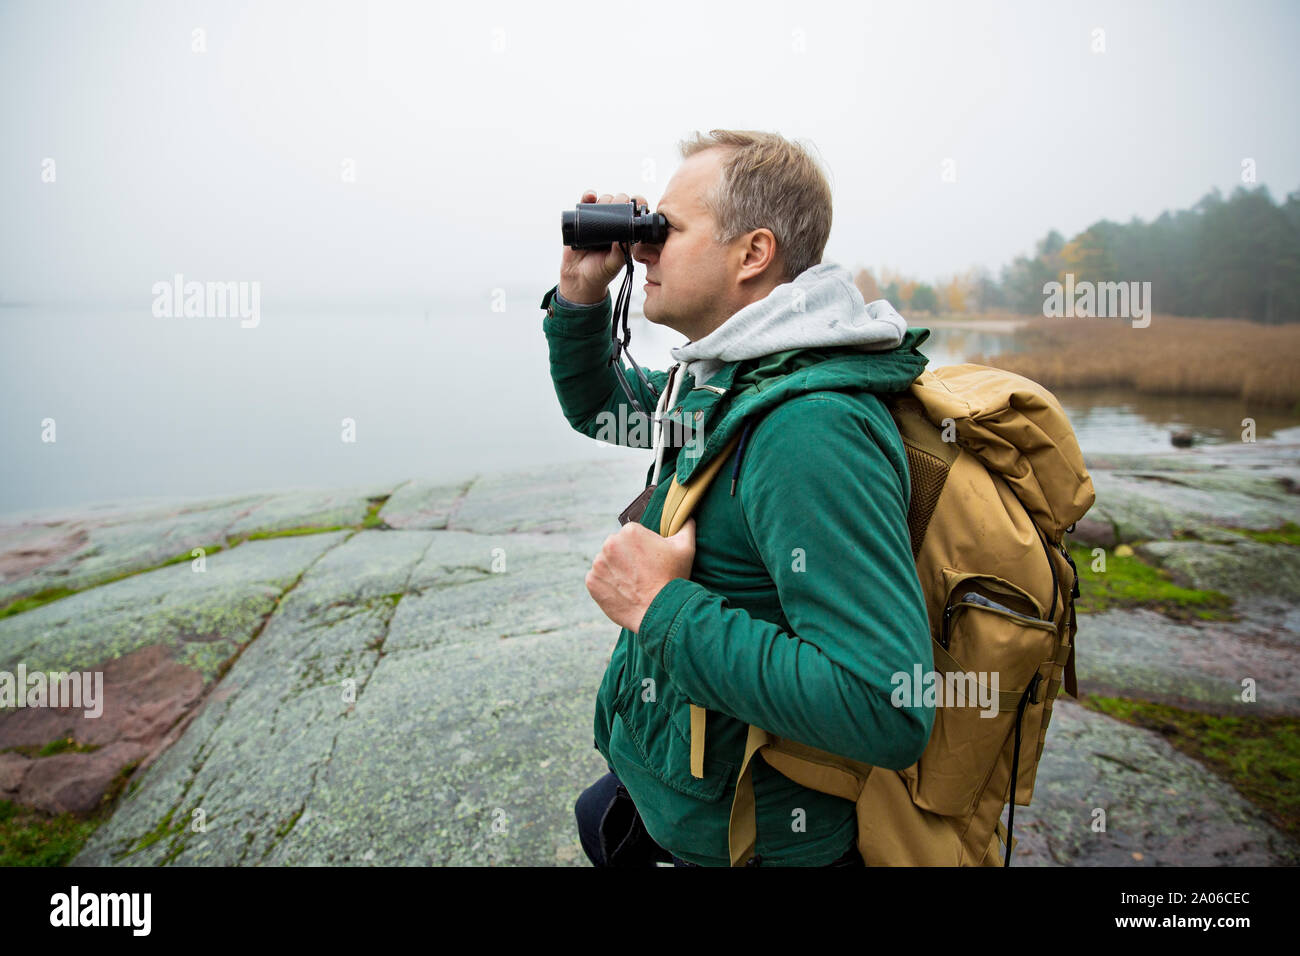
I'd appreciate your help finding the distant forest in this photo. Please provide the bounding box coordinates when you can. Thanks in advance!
[854,184,1300,323]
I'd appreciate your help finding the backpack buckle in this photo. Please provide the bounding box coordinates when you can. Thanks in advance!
[1059,544,1081,600]
[1028,672,1044,706]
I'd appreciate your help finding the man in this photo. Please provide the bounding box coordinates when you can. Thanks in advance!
[541,129,934,866]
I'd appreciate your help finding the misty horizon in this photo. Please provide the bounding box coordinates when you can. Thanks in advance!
[4,0,1299,309]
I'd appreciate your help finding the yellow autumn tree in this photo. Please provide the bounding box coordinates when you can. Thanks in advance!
[854,268,882,302]
[1058,228,1115,285]
[937,275,968,314]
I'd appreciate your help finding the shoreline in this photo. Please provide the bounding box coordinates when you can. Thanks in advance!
[6,429,1300,525]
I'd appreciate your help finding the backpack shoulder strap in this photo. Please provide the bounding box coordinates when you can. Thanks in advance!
[659,432,743,537]
[657,431,743,780]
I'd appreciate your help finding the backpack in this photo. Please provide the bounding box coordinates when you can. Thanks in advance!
[657,363,1096,866]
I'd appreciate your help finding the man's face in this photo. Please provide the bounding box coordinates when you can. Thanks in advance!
[633,148,737,341]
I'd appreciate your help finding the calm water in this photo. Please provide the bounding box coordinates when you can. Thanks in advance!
[2,308,1296,517]
[915,324,1300,455]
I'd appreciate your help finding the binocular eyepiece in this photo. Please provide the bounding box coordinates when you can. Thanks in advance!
[561,201,668,250]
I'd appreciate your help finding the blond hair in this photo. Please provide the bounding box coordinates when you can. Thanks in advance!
[677,129,833,282]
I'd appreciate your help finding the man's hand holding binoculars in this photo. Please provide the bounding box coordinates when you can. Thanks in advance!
[558,190,653,306]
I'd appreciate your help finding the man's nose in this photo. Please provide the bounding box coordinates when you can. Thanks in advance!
[633,241,660,265]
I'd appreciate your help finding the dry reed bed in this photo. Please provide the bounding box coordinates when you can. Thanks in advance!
[967,316,1300,410]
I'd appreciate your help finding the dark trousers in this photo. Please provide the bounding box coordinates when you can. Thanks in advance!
[575,769,864,867]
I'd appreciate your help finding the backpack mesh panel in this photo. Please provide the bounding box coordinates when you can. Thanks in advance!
[904,443,949,559]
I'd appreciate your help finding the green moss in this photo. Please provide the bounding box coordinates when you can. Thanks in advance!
[0,545,226,619]
[1,737,102,759]
[156,545,225,567]
[235,525,349,543]
[43,737,97,758]
[116,804,186,861]
[361,495,393,529]
[1224,521,1300,546]
[0,800,103,867]
[0,757,141,867]
[102,760,142,807]
[0,587,79,619]
[158,800,205,867]
[1068,544,1235,621]
[274,807,304,840]
[1078,694,1300,844]
[0,490,403,621]
[40,737,100,757]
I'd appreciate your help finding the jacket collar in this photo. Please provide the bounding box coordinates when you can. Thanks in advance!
[663,328,932,485]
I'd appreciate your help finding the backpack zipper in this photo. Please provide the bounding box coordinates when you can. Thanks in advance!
[941,596,1055,649]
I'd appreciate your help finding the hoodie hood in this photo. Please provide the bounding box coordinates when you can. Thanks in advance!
[669,262,908,387]
[649,262,931,488]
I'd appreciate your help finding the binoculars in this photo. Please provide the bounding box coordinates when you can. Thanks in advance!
[561,201,668,250]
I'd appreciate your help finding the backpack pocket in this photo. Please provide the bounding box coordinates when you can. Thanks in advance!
[907,569,1059,819]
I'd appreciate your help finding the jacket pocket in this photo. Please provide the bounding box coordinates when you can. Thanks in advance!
[908,569,1058,818]
[593,632,630,759]
[611,667,737,803]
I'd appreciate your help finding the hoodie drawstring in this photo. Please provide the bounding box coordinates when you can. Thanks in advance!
[651,362,685,487]
[729,419,754,496]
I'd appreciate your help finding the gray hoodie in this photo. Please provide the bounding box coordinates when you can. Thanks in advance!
[668,262,908,387]
[649,262,909,484]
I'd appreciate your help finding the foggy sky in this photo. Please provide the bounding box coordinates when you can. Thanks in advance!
[2,0,1298,308]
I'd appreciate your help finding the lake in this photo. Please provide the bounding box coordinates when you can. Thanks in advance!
[2,306,1297,517]
[917,322,1300,455]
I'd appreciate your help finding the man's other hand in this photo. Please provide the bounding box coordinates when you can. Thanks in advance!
[585,518,696,633]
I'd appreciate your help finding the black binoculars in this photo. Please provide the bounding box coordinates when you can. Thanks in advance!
[561,201,668,250]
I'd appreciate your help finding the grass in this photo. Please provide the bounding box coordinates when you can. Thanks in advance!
[0,800,103,867]
[1,736,101,759]
[1078,694,1300,845]
[0,757,140,867]
[235,525,348,542]
[1226,521,1300,546]
[0,587,80,620]
[273,807,304,840]
[969,315,1300,411]
[116,805,184,861]
[1069,543,1235,620]
[361,495,392,529]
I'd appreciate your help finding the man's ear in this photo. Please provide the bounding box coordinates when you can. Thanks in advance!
[738,228,779,282]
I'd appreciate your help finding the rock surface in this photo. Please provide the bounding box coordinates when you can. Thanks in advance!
[1006,699,1297,865]
[1,440,1297,866]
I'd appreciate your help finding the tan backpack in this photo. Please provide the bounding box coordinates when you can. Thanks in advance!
[658,364,1095,866]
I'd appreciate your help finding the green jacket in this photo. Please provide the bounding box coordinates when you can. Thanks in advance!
[541,283,935,866]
